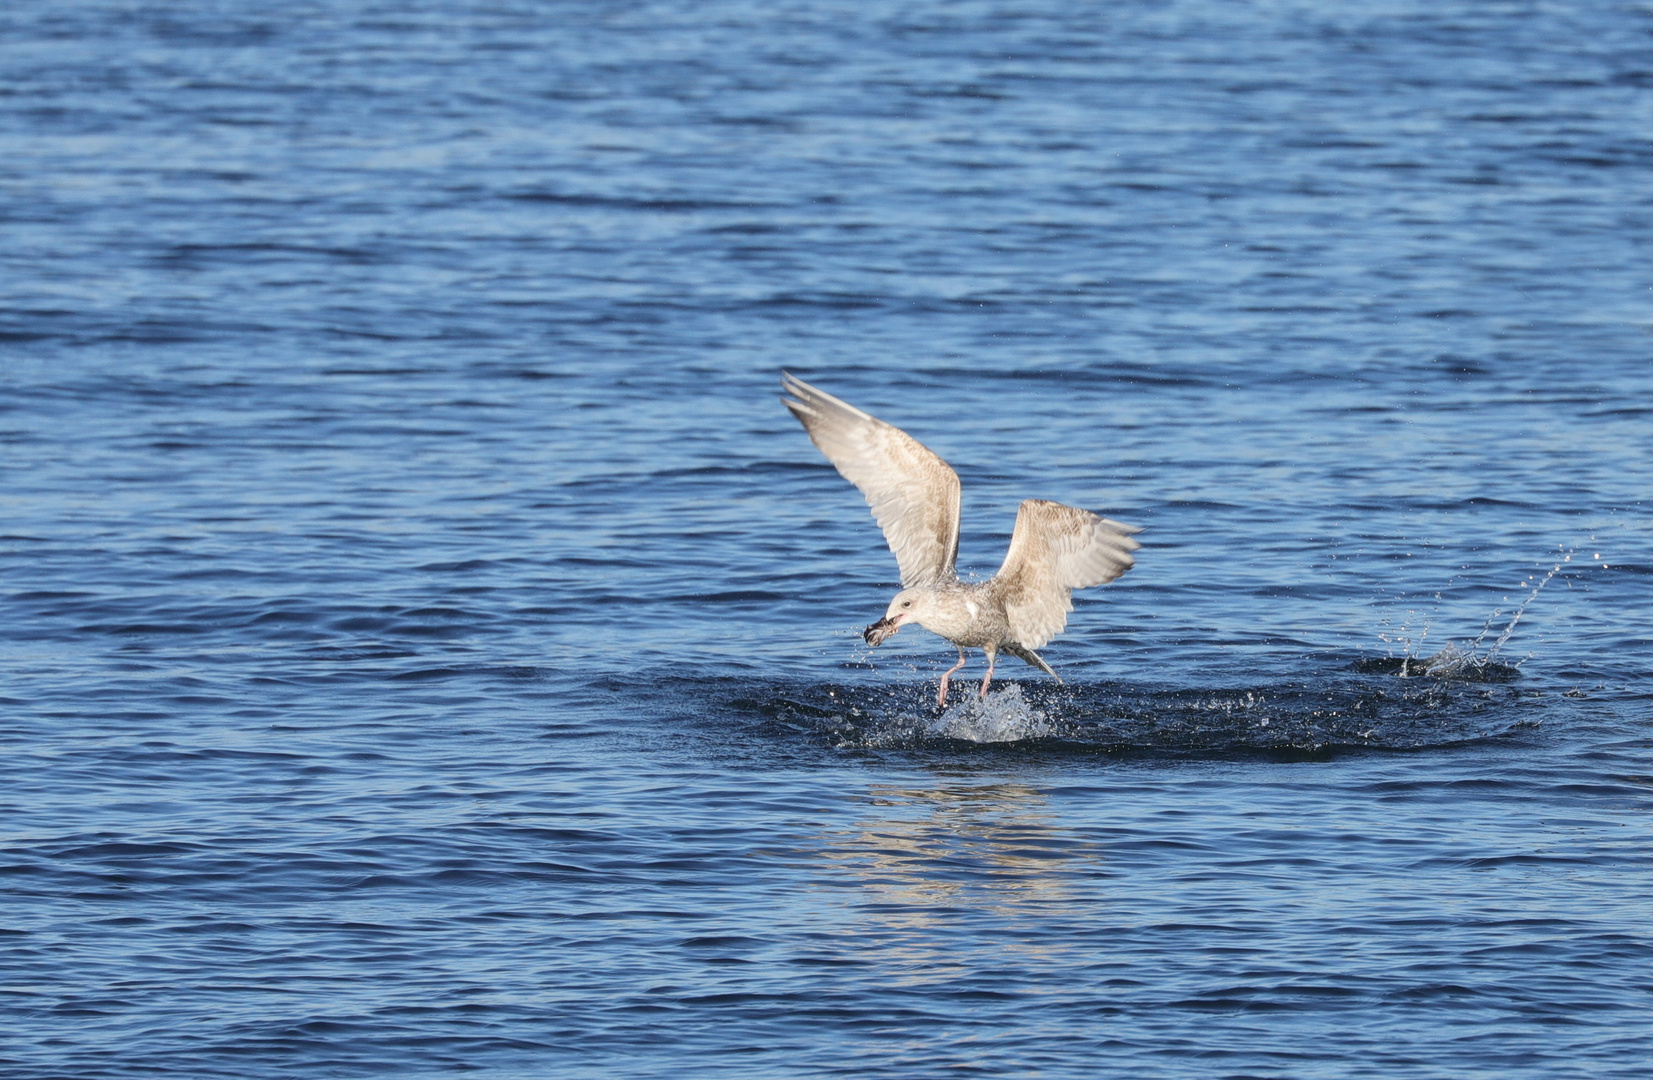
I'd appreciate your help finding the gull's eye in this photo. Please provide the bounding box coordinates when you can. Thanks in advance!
[901,601,911,608]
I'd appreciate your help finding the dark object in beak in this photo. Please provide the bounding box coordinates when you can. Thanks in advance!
[864,617,900,647]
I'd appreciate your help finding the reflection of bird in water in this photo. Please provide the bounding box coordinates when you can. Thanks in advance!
[782,374,1140,706]
[817,781,1102,931]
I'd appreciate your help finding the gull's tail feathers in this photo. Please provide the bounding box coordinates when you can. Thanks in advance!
[1002,642,1062,683]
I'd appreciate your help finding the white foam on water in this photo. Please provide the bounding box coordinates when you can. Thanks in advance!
[926,683,1053,743]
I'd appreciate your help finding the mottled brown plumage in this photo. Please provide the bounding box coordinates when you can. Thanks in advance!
[782,374,1139,705]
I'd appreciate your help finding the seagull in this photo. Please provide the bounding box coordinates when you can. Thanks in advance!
[781,373,1140,706]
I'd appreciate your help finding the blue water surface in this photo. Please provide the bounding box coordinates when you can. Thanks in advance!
[4,1,1653,1077]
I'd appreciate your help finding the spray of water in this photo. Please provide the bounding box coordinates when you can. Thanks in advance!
[927,683,1053,742]
[1380,544,1582,679]
[1475,548,1574,661]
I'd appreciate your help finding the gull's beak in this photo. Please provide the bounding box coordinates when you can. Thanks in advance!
[864,615,901,646]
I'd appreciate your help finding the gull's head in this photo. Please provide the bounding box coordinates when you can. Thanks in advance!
[863,588,926,646]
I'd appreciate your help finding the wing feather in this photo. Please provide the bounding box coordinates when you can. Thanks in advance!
[995,499,1139,649]
[781,373,960,587]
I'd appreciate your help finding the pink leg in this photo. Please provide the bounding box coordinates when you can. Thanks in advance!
[937,647,968,707]
[978,649,997,698]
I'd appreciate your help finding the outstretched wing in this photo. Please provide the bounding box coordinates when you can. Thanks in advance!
[781,373,960,587]
[995,499,1139,649]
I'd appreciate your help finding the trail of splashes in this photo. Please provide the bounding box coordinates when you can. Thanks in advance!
[764,677,1536,752]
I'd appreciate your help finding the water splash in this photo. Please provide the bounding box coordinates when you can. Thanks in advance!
[1355,641,1519,681]
[1473,547,1574,662]
[926,684,1053,743]
[1367,546,1579,681]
